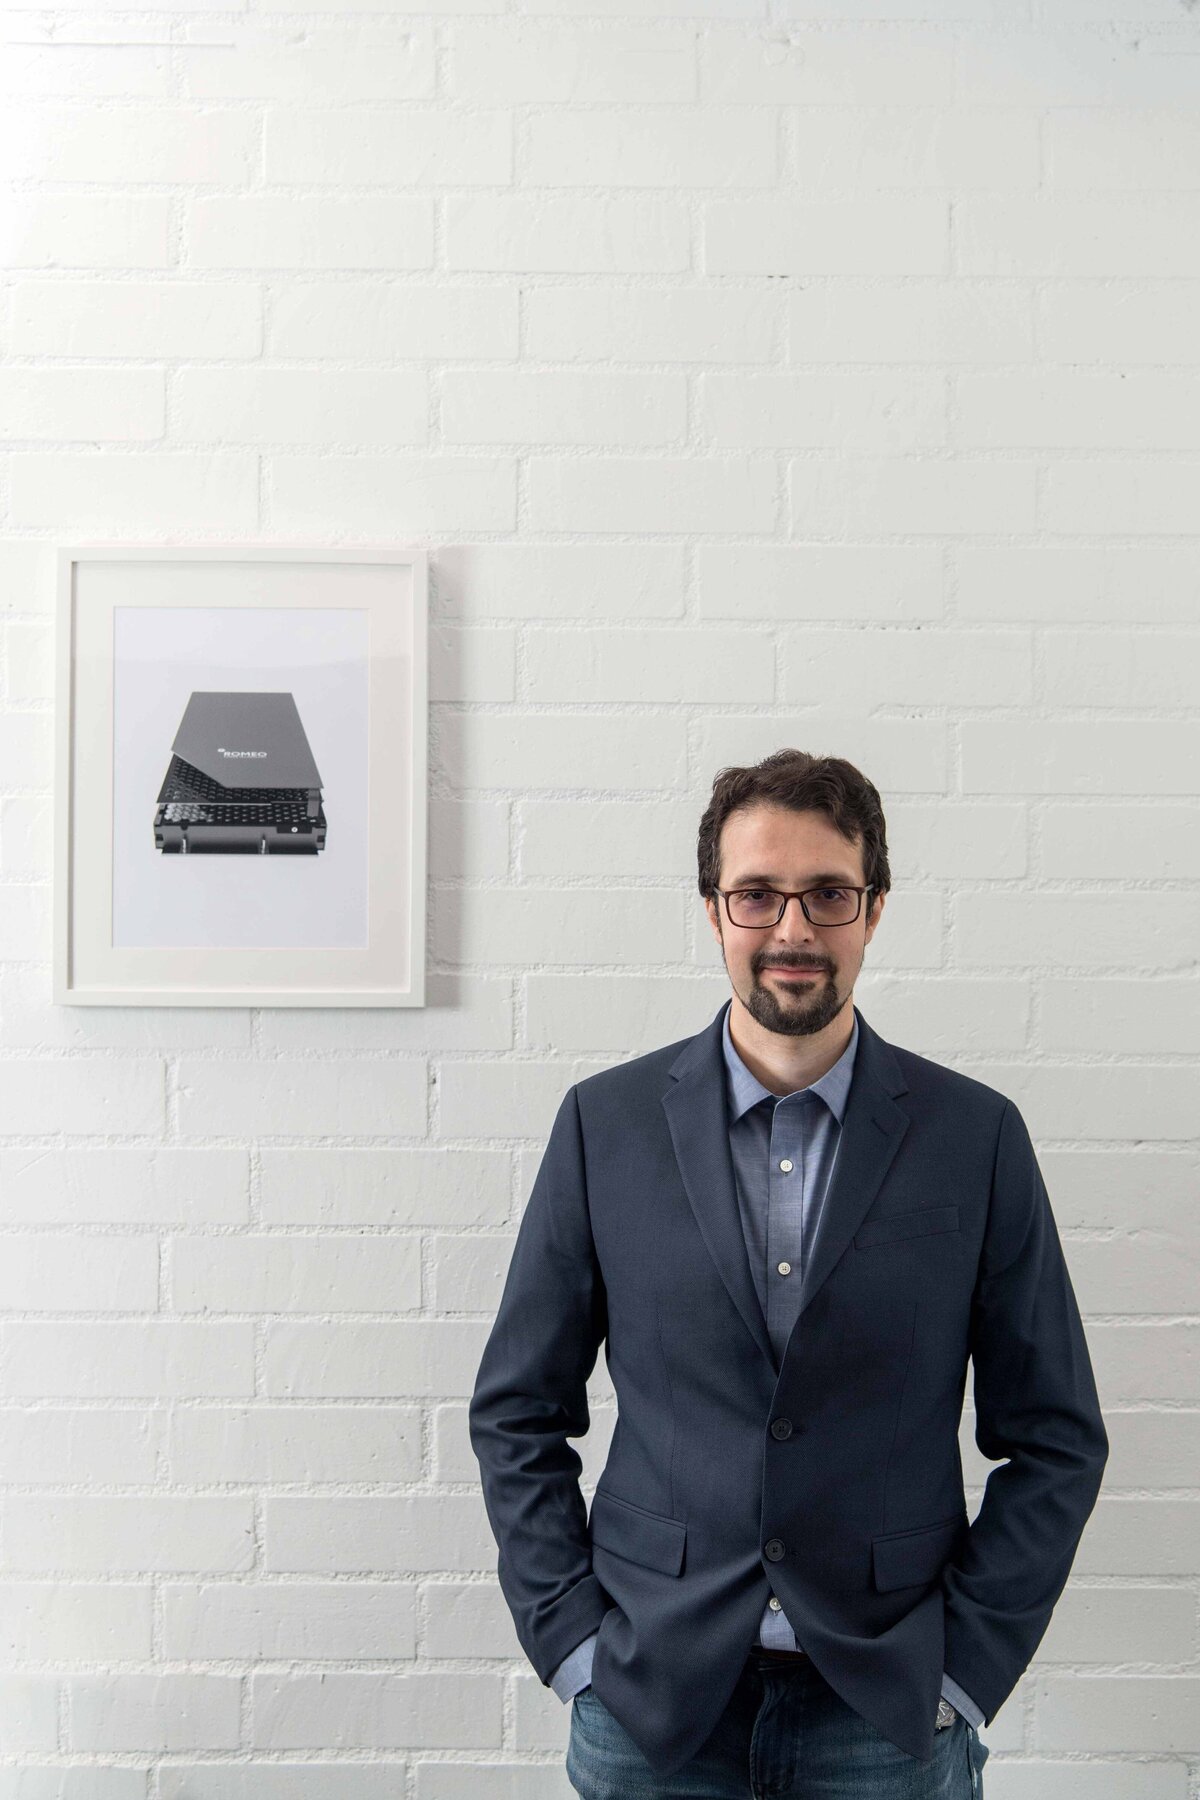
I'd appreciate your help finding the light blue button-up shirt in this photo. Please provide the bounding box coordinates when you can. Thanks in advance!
[550,1000,983,1731]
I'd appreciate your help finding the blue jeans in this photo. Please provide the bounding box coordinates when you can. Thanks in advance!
[566,1650,989,1800]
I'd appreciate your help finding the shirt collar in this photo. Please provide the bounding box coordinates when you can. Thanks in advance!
[721,997,858,1125]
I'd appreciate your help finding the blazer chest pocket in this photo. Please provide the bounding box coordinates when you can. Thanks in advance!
[872,1511,967,1593]
[855,1205,959,1250]
[589,1488,686,1577]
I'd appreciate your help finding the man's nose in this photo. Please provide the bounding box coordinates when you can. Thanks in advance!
[772,896,818,941]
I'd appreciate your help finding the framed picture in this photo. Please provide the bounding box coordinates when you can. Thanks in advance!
[54,545,427,1008]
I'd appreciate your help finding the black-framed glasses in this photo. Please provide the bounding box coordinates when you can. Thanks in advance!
[717,885,876,929]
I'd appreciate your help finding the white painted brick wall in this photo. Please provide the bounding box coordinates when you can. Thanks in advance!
[1,1,1197,1792]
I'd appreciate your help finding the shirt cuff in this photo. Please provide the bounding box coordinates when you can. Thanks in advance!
[550,1630,599,1703]
[940,1672,984,1729]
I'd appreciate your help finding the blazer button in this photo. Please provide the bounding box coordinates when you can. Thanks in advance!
[764,1539,786,1562]
[770,1418,793,1440]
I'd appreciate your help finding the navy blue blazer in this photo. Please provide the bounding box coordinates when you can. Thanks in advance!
[469,1002,1109,1777]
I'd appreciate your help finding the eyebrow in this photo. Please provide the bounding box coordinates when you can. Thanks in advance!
[725,871,860,888]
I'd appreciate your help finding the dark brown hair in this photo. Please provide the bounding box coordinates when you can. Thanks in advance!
[697,749,891,915]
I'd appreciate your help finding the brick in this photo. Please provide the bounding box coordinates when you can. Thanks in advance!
[168,1405,421,1484]
[1039,1582,1195,1661]
[0,1582,152,1662]
[957,199,1200,276]
[1088,1324,1198,1401]
[430,1234,517,1313]
[169,1234,422,1313]
[0,1060,163,1137]
[0,1678,57,1751]
[2,1497,254,1574]
[162,1772,409,1800]
[431,624,516,704]
[791,107,1037,189]
[263,1493,494,1575]
[523,106,777,186]
[441,371,686,447]
[10,281,262,358]
[8,452,259,532]
[67,1674,241,1752]
[528,456,776,532]
[790,280,1034,363]
[0,1322,254,1399]
[436,544,685,619]
[519,799,696,880]
[706,198,948,274]
[697,544,943,620]
[885,801,1027,879]
[435,883,686,971]
[186,197,435,270]
[36,1003,233,1069]
[423,1581,518,1661]
[1043,461,1200,534]
[703,31,953,103]
[0,43,171,99]
[955,546,1200,623]
[447,196,690,273]
[855,976,1030,1054]
[957,892,1197,970]
[267,454,515,534]
[700,372,947,449]
[0,1408,160,1485]
[173,368,428,446]
[0,104,256,184]
[0,195,169,269]
[1041,630,1198,708]
[264,108,512,186]
[527,625,773,702]
[696,713,948,793]
[176,1057,426,1139]
[258,1147,511,1227]
[181,29,435,100]
[957,372,1200,449]
[162,1580,417,1660]
[448,25,696,103]
[524,286,778,364]
[958,30,1200,106]
[962,720,1200,795]
[1047,109,1200,189]
[262,1320,490,1397]
[3,620,54,702]
[0,1146,249,1225]
[0,798,51,877]
[1039,804,1200,880]
[268,282,518,360]
[780,626,1030,707]
[1037,282,1200,365]
[251,1670,501,1750]
[1038,1675,1200,1754]
[0,1236,158,1312]
[0,369,163,441]
[790,456,1036,535]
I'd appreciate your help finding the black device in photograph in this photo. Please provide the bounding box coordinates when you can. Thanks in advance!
[153,690,327,855]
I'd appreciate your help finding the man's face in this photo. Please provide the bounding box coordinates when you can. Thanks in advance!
[704,803,884,1039]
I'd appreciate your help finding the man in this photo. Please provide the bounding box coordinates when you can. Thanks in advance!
[469,749,1108,1797]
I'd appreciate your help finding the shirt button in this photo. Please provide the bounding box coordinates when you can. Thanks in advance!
[768,1596,782,1612]
[779,1159,793,1172]
[777,1261,792,1276]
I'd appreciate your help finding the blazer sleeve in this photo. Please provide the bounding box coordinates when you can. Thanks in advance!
[941,1097,1109,1722]
[468,1082,613,1686]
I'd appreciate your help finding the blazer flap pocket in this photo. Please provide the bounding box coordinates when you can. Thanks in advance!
[855,1205,959,1250]
[589,1489,686,1577]
[873,1513,967,1593]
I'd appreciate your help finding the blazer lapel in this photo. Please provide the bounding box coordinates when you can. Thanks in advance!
[661,1001,911,1373]
[662,1007,776,1371]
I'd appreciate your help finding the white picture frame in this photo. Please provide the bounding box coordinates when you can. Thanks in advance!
[54,544,428,1008]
